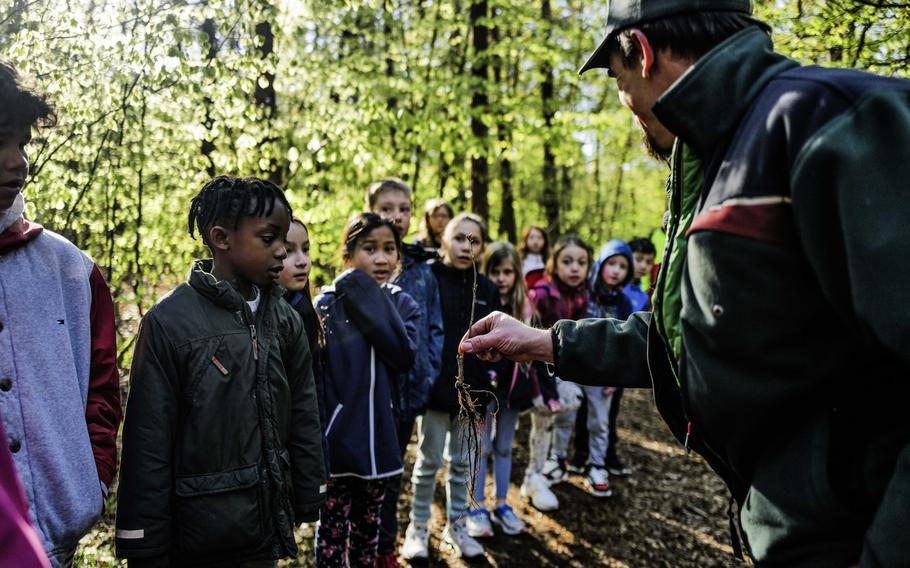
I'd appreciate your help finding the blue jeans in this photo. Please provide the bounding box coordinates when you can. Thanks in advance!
[473,402,520,504]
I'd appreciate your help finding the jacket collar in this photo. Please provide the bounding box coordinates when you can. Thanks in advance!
[534,274,587,301]
[653,27,799,162]
[402,243,438,266]
[188,258,283,312]
[433,259,476,278]
[0,218,43,254]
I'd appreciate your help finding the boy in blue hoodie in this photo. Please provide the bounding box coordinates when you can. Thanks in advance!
[624,236,656,313]
[554,239,634,497]
[367,179,444,567]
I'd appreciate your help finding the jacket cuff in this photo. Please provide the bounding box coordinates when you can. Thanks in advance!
[550,323,562,374]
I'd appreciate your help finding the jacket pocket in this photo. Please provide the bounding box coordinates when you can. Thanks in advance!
[325,403,343,437]
[740,415,858,563]
[174,463,263,554]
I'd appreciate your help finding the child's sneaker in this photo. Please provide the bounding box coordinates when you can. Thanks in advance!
[491,504,526,535]
[586,465,613,498]
[521,473,559,511]
[465,508,494,538]
[567,456,587,475]
[443,518,485,559]
[543,457,569,485]
[400,520,429,560]
[606,455,632,477]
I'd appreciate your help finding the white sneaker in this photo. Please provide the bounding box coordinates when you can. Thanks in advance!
[542,458,568,485]
[443,518,485,559]
[400,520,429,560]
[586,465,613,498]
[465,508,494,538]
[521,473,559,511]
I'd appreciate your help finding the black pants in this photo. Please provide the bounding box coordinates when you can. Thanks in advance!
[572,388,624,465]
[377,416,416,555]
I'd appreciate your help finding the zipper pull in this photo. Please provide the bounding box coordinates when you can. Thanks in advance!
[250,324,260,361]
[684,421,692,454]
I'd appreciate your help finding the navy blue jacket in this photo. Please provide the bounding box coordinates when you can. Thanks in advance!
[315,270,419,479]
[392,245,444,421]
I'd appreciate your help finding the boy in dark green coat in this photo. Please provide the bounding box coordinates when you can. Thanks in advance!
[116,176,326,567]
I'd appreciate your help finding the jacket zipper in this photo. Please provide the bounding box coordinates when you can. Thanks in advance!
[249,323,260,361]
[653,143,683,387]
[660,143,746,559]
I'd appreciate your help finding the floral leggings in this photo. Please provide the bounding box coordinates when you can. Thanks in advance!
[316,477,389,568]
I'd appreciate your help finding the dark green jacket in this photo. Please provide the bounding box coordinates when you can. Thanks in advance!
[555,27,910,567]
[116,260,327,567]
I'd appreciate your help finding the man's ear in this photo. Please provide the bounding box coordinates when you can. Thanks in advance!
[630,29,655,79]
[208,225,231,252]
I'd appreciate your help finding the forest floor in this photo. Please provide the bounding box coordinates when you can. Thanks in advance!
[77,389,744,567]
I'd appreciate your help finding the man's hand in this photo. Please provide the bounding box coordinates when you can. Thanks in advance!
[459,312,554,363]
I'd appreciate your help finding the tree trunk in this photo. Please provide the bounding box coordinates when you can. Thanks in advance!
[470,0,490,222]
[492,10,516,243]
[540,0,560,239]
[200,17,217,177]
[384,3,399,155]
[254,12,281,185]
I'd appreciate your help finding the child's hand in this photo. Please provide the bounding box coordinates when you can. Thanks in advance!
[603,387,616,397]
[531,395,558,415]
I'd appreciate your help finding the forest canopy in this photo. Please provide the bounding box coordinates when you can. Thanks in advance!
[3,0,908,362]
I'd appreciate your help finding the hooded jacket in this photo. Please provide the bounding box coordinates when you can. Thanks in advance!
[115,260,326,566]
[553,27,910,566]
[0,217,121,567]
[315,269,419,479]
[529,274,589,407]
[285,289,327,430]
[529,274,589,327]
[588,239,634,321]
[392,244,444,421]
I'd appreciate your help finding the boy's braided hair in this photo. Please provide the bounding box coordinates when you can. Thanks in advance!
[188,175,291,245]
[0,58,57,129]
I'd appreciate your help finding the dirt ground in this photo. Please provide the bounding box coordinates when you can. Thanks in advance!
[78,389,744,567]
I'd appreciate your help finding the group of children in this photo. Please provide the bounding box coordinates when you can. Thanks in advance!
[0,58,659,568]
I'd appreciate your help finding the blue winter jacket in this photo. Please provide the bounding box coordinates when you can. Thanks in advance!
[623,282,650,313]
[392,245,444,422]
[315,270,420,479]
[589,239,634,321]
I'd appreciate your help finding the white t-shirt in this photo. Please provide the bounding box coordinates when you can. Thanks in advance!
[246,285,261,314]
[523,253,545,276]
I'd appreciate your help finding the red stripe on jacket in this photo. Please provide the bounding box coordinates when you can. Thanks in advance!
[686,200,796,246]
[87,266,122,487]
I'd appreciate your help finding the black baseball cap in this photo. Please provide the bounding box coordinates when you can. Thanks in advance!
[579,0,754,74]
